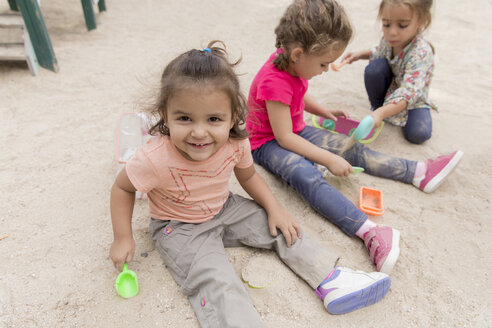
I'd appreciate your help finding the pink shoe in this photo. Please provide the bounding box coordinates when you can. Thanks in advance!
[363,226,400,274]
[413,150,464,193]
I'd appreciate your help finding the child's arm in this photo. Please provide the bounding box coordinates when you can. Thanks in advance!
[266,101,352,177]
[341,49,372,64]
[110,168,137,271]
[303,94,349,122]
[372,46,434,127]
[370,100,408,128]
[234,164,301,247]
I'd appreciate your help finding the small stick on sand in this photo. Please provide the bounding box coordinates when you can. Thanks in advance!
[0,234,8,241]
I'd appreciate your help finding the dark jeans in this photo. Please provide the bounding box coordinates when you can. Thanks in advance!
[364,58,432,144]
[252,126,417,237]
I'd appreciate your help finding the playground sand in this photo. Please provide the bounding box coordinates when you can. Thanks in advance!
[0,0,490,327]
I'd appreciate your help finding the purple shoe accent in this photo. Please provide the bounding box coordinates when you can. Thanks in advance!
[316,269,340,300]
[326,276,391,315]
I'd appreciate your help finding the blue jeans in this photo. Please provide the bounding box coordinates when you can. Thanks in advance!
[252,126,417,237]
[364,58,432,144]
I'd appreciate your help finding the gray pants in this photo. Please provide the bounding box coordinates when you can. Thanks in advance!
[150,193,339,328]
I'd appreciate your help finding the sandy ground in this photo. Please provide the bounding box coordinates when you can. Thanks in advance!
[1,0,491,327]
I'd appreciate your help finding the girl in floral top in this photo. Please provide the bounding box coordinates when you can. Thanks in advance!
[343,0,435,144]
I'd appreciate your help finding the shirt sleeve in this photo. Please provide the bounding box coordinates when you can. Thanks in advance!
[125,147,159,194]
[369,37,385,60]
[256,73,293,107]
[235,138,254,169]
[384,48,434,110]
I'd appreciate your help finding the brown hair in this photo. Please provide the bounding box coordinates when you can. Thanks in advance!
[147,40,248,139]
[378,0,433,33]
[273,0,353,71]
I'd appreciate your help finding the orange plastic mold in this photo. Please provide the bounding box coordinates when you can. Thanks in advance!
[359,186,384,216]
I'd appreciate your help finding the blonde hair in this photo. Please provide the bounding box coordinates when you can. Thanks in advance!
[378,0,433,33]
[273,0,353,71]
[148,40,248,139]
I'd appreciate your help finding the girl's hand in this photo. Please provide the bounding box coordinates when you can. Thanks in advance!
[323,108,349,122]
[110,236,135,271]
[370,110,384,129]
[267,208,302,247]
[325,154,352,177]
[341,50,371,64]
[341,52,359,64]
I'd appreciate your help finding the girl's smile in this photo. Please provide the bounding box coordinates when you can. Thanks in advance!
[165,87,234,162]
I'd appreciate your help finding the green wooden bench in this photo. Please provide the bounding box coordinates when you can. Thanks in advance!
[4,0,107,73]
[0,12,39,75]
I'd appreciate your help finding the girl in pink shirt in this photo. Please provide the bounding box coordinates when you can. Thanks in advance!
[109,40,392,326]
[246,0,462,277]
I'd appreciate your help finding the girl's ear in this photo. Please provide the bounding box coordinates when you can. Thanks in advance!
[290,47,304,63]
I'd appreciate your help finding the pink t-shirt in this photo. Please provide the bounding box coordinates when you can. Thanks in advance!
[246,52,309,150]
[126,135,253,223]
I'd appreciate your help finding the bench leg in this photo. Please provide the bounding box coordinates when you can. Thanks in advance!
[16,0,58,72]
[24,28,39,76]
[8,0,19,11]
[98,0,106,12]
[81,0,97,31]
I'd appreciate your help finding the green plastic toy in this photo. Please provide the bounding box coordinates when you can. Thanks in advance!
[354,115,375,141]
[115,263,139,298]
[351,166,365,174]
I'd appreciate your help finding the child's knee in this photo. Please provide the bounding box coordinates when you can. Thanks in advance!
[364,58,391,80]
[403,124,432,144]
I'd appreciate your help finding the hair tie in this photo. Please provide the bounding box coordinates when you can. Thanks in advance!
[203,48,212,54]
[276,48,284,55]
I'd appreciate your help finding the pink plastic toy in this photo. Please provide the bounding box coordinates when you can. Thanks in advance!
[311,115,384,144]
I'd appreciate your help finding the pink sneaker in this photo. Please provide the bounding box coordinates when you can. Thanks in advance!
[413,150,464,193]
[363,226,400,274]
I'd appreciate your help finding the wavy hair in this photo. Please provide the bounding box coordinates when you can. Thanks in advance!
[147,40,248,139]
[273,0,353,71]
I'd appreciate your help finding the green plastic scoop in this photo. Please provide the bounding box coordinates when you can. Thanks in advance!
[351,166,365,174]
[115,263,139,298]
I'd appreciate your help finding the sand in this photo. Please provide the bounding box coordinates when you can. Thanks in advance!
[1,0,491,327]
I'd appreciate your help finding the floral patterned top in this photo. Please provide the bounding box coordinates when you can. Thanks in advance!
[370,35,437,126]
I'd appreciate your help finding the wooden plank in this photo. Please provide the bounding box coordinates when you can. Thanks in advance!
[0,43,26,60]
[16,0,58,72]
[0,13,24,27]
[0,27,23,43]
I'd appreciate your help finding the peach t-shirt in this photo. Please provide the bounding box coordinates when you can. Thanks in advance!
[126,135,253,223]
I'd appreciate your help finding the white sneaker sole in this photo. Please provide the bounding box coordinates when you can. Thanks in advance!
[325,273,391,315]
[423,150,464,193]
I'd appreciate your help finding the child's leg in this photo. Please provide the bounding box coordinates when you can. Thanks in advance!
[402,107,432,144]
[222,194,391,315]
[252,140,367,237]
[364,58,392,109]
[299,126,417,184]
[149,218,262,328]
[221,194,339,287]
